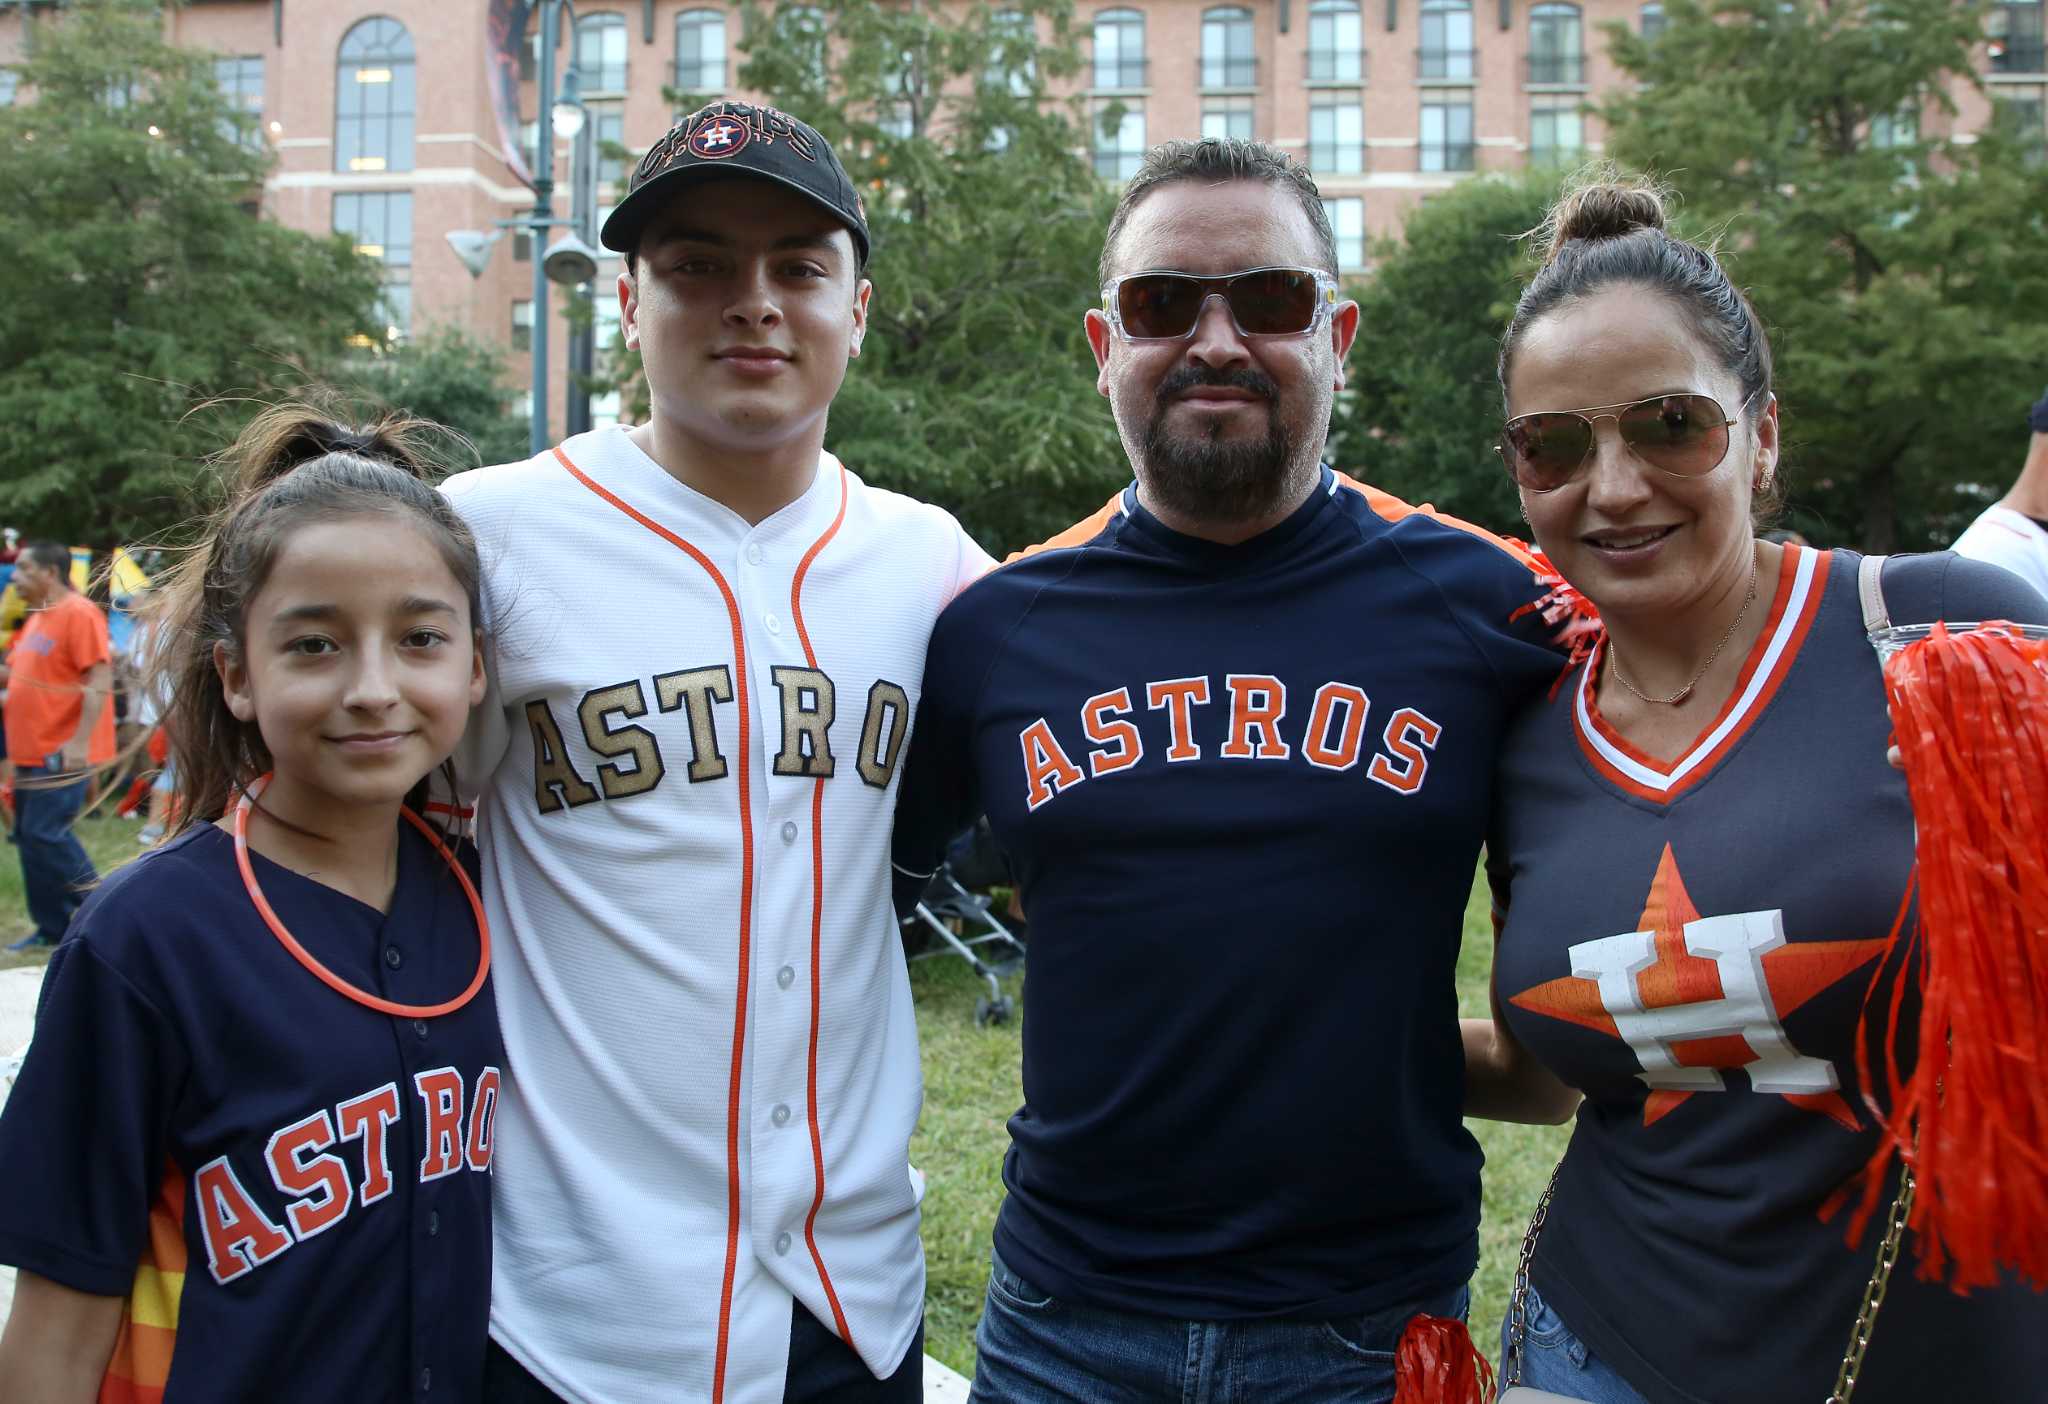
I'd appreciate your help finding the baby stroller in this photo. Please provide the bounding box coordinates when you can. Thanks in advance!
[901,820,1026,1026]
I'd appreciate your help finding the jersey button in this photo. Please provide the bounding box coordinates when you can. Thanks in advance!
[764,611,782,636]
[771,1103,791,1127]
[384,946,403,969]
[746,542,764,566]
[428,1210,440,1237]
[777,965,796,990]
[781,821,798,844]
[775,1231,792,1256]
[419,1366,431,1392]
[414,1020,429,1040]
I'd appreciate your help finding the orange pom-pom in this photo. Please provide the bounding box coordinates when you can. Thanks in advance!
[1393,1312,1495,1404]
[1843,621,2048,1293]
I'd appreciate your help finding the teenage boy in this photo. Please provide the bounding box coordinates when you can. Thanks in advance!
[446,101,989,1404]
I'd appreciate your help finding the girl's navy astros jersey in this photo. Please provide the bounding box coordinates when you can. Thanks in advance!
[1491,546,2048,1404]
[894,467,1565,1321]
[0,822,502,1403]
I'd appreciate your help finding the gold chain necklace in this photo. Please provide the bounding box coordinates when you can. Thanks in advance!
[1606,545,1759,706]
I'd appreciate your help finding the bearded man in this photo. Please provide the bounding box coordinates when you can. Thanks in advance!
[892,139,1567,1404]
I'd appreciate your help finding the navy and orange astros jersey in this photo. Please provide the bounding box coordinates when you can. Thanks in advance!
[0,822,502,1404]
[893,467,1564,1321]
[1490,546,2048,1404]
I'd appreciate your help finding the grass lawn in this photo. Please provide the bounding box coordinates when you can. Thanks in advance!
[0,821,1568,1379]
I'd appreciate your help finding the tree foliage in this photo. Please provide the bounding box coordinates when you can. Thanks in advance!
[600,0,1125,554]
[343,330,532,474]
[0,0,385,545]
[1329,172,1560,536]
[1598,0,2048,550]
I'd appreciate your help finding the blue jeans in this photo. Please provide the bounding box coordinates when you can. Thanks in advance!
[13,758,97,944]
[1497,1283,1650,1404]
[971,1246,1472,1403]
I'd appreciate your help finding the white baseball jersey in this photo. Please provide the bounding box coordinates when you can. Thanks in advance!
[1952,502,2048,601]
[443,427,991,1403]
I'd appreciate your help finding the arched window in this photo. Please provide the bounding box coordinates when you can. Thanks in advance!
[986,9,1035,95]
[577,13,628,93]
[675,9,726,92]
[1308,0,1363,82]
[1092,9,1145,89]
[1201,7,1255,87]
[1418,0,1473,81]
[1529,3,1584,84]
[777,5,829,87]
[1639,2,1667,40]
[335,17,415,173]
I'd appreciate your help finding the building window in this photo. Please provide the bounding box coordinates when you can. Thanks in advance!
[512,299,534,351]
[1093,101,1145,179]
[1420,99,1474,170]
[1869,106,1918,149]
[521,118,541,175]
[1310,98,1365,173]
[1528,3,1584,84]
[1529,95,1584,165]
[1322,196,1366,271]
[212,55,264,147]
[1202,95,1254,141]
[1419,0,1475,80]
[513,230,532,262]
[592,103,626,188]
[879,48,917,138]
[1309,0,1364,82]
[1639,2,1666,40]
[675,10,726,92]
[777,6,829,87]
[334,190,413,342]
[1093,9,1146,89]
[987,9,1036,94]
[1201,7,1256,88]
[0,69,15,107]
[1989,3,2046,75]
[576,13,628,93]
[335,18,415,174]
[1993,84,2047,162]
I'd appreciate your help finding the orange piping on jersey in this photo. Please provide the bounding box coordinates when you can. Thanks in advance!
[1000,492,1125,566]
[1574,544,1829,805]
[1329,472,1549,578]
[786,464,857,1350]
[555,446,754,1404]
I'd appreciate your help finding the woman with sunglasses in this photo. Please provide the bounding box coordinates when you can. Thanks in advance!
[1463,176,2048,1404]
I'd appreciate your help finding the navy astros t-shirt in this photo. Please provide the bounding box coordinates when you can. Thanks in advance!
[1491,547,2048,1404]
[895,468,1561,1320]
[0,821,502,1403]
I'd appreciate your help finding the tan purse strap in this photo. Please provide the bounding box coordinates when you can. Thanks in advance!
[1859,553,1892,635]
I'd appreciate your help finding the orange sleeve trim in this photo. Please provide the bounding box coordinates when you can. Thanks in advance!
[1001,492,1125,566]
[1330,473,1545,578]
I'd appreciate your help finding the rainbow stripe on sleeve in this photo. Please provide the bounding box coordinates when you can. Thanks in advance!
[99,1162,186,1404]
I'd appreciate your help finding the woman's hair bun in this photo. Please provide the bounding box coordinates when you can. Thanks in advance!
[1537,169,1671,267]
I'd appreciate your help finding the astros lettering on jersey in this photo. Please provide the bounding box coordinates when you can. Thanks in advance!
[445,426,989,1403]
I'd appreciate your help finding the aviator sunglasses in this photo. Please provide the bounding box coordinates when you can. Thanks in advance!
[1498,388,1766,492]
[1101,267,1340,341]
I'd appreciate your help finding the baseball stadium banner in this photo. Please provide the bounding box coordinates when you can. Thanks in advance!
[487,0,536,192]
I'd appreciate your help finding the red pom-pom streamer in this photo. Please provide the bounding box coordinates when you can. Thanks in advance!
[1392,1313,1495,1404]
[1507,541,1605,701]
[1841,621,2048,1293]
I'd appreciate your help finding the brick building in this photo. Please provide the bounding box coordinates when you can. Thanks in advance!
[2,0,2042,439]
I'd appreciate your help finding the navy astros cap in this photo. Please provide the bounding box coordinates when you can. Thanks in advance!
[600,100,871,268]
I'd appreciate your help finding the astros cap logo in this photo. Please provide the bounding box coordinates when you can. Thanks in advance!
[689,115,750,159]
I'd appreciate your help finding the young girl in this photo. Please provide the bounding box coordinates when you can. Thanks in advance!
[0,407,503,1402]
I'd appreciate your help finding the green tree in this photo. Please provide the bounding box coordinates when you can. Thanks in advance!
[0,0,385,545]
[343,329,532,473]
[601,0,1124,554]
[1599,0,2048,550]
[1328,172,1559,536]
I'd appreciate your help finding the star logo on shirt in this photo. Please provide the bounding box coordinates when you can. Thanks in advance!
[1509,844,1890,1130]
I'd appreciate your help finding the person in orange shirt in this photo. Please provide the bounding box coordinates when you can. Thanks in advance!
[1,541,114,951]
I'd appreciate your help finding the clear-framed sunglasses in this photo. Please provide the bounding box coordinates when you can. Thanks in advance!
[1100,267,1340,342]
